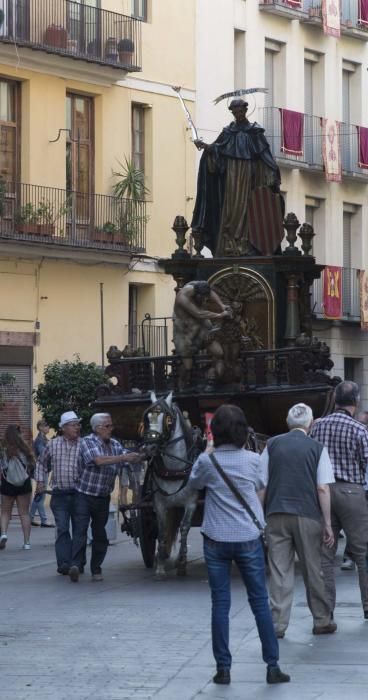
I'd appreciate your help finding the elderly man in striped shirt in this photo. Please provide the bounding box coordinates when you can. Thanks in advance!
[310,381,368,620]
[69,413,141,583]
[35,411,82,577]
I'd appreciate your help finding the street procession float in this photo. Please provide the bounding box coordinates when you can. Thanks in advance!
[93,87,339,573]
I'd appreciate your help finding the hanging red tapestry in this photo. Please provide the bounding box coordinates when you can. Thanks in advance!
[357,126,368,169]
[323,266,342,319]
[322,0,341,37]
[359,0,368,26]
[280,109,304,156]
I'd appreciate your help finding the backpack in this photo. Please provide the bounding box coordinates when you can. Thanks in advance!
[5,454,29,487]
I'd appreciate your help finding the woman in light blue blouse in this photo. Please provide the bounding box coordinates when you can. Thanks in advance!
[189,404,289,687]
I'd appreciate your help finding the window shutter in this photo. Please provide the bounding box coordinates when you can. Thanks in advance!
[0,365,32,442]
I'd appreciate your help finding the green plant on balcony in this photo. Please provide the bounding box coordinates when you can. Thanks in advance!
[112,157,149,245]
[92,220,118,242]
[15,198,71,236]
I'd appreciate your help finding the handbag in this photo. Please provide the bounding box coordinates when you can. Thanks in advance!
[5,454,29,487]
[209,453,267,549]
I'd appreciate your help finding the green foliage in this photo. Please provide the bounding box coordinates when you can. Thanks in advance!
[15,197,72,225]
[112,157,149,201]
[33,357,108,434]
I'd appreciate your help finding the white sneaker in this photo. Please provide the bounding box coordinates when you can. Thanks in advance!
[0,535,7,550]
[22,543,31,550]
[341,558,355,571]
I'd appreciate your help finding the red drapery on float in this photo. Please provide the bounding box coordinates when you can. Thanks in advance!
[280,109,304,156]
[323,266,342,319]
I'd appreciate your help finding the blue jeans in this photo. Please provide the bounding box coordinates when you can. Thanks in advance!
[203,536,279,671]
[72,492,110,575]
[50,490,78,572]
[30,492,47,524]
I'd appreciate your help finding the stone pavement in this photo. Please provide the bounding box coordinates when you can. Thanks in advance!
[0,516,367,700]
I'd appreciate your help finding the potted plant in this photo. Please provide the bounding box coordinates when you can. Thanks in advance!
[92,221,117,243]
[112,157,149,247]
[118,38,134,65]
[15,203,41,235]
[105,37,118,62]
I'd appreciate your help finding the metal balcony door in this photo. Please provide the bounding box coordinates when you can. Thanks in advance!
[265,49,278,156]
[0,1,29,40]
[342,212,352,315]
[342,70,351,171]
[66,94,94,233]
[68,0,100,57]
[304,60,313,164]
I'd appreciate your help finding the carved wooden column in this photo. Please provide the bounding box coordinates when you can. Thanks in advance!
[284,274,301,346]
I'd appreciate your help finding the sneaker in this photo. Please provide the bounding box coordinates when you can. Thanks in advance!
[213,669,231,685]
[91,573,104,582]
[266,666,291,684]
[41,523,55,528]
[0,535,7,550]
[312,622,337,635]
[31,521,40,527]
[69,565,79,583]
[22,543,31,550]
[340,558,355,571]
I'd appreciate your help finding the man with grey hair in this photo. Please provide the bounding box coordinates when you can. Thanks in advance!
[69,413,141,583]
[260,403,336,637]
[310,381,368,619]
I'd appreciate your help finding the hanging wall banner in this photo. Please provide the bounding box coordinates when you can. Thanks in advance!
[359,0,368,26]
[280,109,304,156]
[323,266,342,319]
[285,0,302,7]
[321,119,341,182]
[360,270,368,330]
[322,0,341,37]
[357,126,368,169]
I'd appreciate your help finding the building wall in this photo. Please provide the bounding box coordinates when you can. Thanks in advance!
[0,0,196,433]
[196,0,368,403]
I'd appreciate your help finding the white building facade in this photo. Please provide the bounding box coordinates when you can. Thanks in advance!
[195,0,368,400]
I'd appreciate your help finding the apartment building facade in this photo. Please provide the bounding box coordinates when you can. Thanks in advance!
[0,0,196,434]
[196,0,368,400]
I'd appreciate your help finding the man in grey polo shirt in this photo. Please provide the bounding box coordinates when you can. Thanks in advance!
[260,403,336,638]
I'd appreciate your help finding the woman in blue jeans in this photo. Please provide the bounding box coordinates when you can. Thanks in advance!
[189,404,290,686]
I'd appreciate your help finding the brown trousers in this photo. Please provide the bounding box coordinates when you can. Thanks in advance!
[322,482,368,612]
[267,513,331,633]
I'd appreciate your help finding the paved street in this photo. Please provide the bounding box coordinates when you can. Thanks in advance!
[0,516,367,700]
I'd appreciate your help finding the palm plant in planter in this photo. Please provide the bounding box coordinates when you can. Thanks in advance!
[112,157,149,247]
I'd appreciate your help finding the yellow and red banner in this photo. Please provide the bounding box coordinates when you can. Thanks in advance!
[323,266,342,319]
[321,119,341,182]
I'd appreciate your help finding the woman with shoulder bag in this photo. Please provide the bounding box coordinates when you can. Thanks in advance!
[0,424,35,550]
[189,405,290,687]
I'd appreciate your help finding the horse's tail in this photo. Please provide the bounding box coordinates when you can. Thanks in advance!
[165,508,182,556]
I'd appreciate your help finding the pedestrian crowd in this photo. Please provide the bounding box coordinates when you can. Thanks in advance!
[1,380,368,688]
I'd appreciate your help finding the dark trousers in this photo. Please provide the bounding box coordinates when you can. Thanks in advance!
[203,536,279,671]
[72,492,110,575]
[50,490,77,572]
[323,482,368,611]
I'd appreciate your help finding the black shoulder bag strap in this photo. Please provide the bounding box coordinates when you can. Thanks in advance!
[209,453,265,537]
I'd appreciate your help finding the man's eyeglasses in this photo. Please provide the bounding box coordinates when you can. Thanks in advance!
[100,424,113,429]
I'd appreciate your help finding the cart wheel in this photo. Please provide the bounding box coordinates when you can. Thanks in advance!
[138,472,157,568]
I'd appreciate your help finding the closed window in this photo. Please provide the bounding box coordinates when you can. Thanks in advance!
[132,104,145,176]
[132,0,147,21]
[0,79,20,185]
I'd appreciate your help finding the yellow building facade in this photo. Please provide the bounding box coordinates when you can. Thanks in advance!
[0,0,196,435]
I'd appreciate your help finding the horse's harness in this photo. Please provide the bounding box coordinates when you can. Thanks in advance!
[141,399,200,496]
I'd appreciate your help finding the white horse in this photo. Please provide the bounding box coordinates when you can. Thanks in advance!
[142,391,202,578]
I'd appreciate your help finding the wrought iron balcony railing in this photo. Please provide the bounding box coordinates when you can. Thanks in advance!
[302,0,368,36]
[127,315,172,357]
[259,0,304,18]
[260,107,323,169]
[341,122,368,177]
[312,267,360,321]
[0,182,146,253]
[0,0,142,71]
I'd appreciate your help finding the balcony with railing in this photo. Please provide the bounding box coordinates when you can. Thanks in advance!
[312,267,360,322]
[260,107,323,170]
[341,123,368,179]
[127,315,172,357]
[0,182,146,254]
[258,0,304,20]
[0,0,142,73]
[301,0,368,39]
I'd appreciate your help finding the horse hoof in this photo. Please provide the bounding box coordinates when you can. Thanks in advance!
[154,570,167,581]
